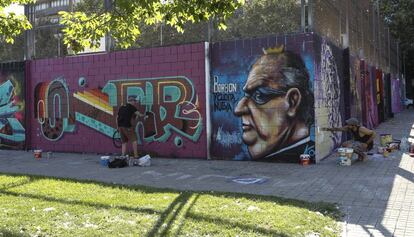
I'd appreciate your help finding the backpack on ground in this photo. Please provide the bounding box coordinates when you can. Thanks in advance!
[108,157,128,168]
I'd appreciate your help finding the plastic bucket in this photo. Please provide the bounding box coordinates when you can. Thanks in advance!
[337,148,346,157]
[34,150,42,159]
[100,156,110,167]
[300,154,310,166]
[345,148,354,159]
[380,134,393,146]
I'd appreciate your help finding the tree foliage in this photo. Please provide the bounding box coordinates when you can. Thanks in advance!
[59,0,245,53]
[0,0,34,44]
[379,0,414,49]
[212,0,300,41]
[379,0,414,84]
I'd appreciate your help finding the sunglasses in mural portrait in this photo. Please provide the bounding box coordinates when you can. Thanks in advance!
[234,47,315,163]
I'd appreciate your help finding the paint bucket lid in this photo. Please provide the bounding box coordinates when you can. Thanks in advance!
[345,148,354,153]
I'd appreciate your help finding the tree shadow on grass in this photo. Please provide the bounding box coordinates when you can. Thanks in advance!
[145,192,193,237]
[0,229,28,237]
[0,173,341,236]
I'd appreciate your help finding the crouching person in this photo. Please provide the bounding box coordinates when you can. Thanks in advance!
[322,118,376,161]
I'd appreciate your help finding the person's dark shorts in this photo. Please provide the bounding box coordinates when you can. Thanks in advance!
[119,127,137,143]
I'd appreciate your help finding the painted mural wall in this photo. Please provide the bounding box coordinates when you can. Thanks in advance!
[349,56,363,123]
[27,43,207,158]
[391,75,403,113]
[370,66,379,128]
[210,33,316,163]
[376,69,385,123]
[0,62,25,149]
[359,61,379,129]
[314,36,346,160]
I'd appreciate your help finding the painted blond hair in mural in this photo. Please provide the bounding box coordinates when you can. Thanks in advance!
[317,40,342,150]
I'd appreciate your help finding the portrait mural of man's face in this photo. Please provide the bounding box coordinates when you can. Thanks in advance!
[210,37,315,163]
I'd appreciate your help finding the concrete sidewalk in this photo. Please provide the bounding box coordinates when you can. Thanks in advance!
[1,110,414,237]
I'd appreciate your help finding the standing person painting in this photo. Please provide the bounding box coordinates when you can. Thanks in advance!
[116,96,144,160]
[234,47,315,163]
[323,118,376,161]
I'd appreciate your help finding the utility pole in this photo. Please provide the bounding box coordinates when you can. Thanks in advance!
[301,0,312,32]
[160,22,164,46]
[24,4,35,60]
[387,27,391,72]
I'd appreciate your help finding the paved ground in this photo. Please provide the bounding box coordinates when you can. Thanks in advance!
[1,110,414,237]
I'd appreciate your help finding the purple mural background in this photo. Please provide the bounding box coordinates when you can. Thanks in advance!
[27,43,208,158]
[391,75,403,113]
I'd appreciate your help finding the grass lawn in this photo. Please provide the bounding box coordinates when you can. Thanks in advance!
[0,173,341,237]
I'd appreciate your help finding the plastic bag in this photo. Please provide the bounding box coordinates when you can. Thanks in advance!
[138,155,151,167]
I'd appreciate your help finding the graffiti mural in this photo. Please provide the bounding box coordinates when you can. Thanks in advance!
[0,63,25,149]
[391,75,403,113]
[360,61,372,128]
[28,43,207,157]
[370,67,379,127]
[34,76,202,148]
[316,40,343,146]
[349,56,363,122]
[376,69,385,122]
[383,73,393,118]
[314,38,345,160]
[210,34,316,163]
[34,78,76,141]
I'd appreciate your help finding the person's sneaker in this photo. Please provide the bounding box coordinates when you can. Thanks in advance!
[128,158,136,167]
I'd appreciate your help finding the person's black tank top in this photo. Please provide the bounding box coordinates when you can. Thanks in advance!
[351,126,373,150]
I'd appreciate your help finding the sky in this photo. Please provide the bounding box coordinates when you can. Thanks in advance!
[4,4,24,15]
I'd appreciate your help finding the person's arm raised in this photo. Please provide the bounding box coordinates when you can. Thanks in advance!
[322,126,348,132]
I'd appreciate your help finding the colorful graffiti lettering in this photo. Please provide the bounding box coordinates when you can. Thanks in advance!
[0,79,25,148]
[213,76,238,112]
[35,76,203,145]
[34,78,76,141]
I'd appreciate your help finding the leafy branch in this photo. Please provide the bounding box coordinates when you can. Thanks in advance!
[0,0,34,44]
[59,0,245,53]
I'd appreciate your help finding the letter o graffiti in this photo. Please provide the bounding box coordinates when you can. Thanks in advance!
[35,78,71,141]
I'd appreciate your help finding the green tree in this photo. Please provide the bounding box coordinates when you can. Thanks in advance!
[212,0,300,41]
[379,0,414,94]
[0,34,24,62]
[60,0,245,53]
[0,0,34,44]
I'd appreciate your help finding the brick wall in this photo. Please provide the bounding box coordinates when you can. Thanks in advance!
[27,43,207,158]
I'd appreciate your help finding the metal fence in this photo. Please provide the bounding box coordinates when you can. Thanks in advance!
[313,0,400,74]
[130,0,302,49]
[1,0,401,74]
